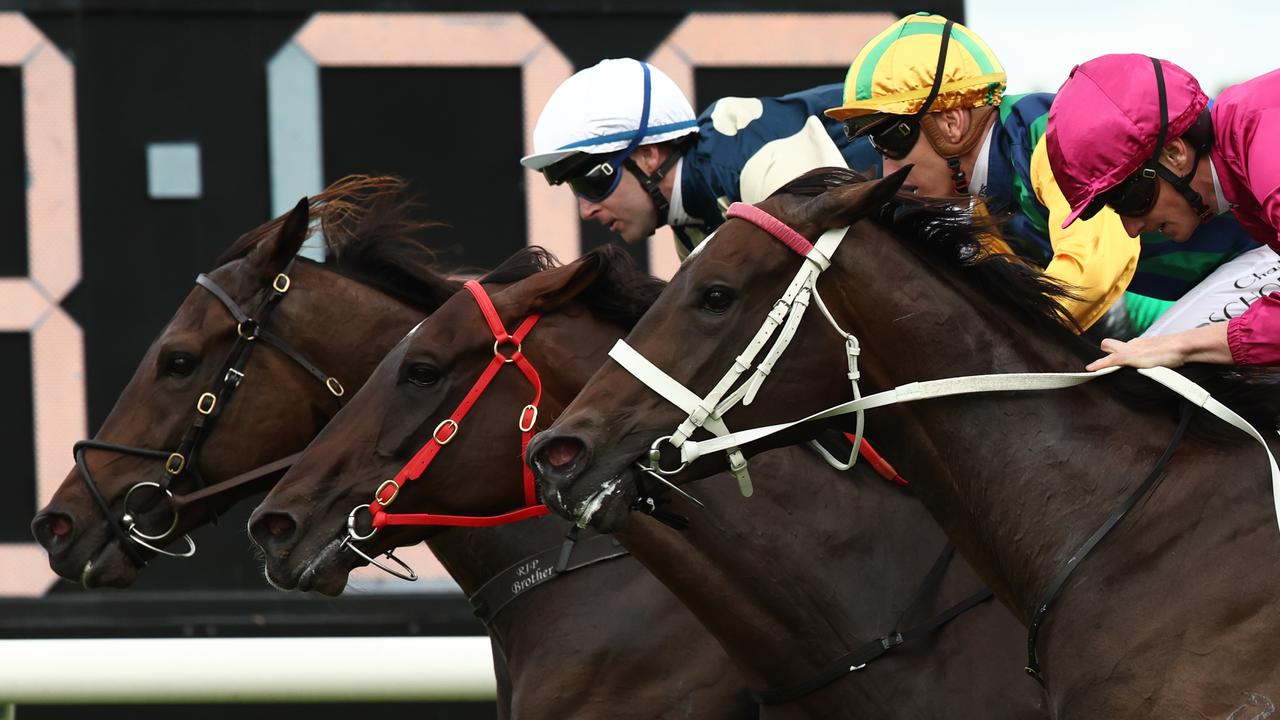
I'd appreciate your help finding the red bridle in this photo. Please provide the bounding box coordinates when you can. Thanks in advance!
[367,280,550,529]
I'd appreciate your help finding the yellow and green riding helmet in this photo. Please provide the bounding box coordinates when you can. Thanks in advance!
[826,13,1006,192]
[827,12,1005,122]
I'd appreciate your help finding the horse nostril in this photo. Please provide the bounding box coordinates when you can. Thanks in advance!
[542,437,584,470]
[267,514,294,538]
[49,514,73,538]
[250,511,297,551]
[32,511,75,549]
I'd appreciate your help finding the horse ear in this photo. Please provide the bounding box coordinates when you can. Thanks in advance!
[518,251,605,314]
[798,165,911,233]
[245,197,309,283]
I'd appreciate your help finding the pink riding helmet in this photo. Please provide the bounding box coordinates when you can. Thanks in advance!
[1046,53,1209,228]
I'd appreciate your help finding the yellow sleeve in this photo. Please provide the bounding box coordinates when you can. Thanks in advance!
[1029,139,1139,331]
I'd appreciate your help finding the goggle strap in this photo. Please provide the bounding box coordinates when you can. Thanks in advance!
[1151,57,1168,159]
[915,20,954,118]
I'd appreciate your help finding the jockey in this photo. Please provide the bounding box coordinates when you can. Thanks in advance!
[521,58,881,259]
[1047,55,1280,368]
[826,13,1256,333]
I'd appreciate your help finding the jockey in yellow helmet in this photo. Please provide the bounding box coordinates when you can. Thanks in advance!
[826,13,1255,333]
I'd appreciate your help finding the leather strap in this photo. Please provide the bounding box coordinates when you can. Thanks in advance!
[467,531,629,626]
[751,543,993,705]
[171,452,302,510]
[1024,400,1193,684]
[677,366,1280,513]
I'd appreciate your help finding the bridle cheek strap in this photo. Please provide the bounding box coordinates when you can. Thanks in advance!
[369,280,549,529]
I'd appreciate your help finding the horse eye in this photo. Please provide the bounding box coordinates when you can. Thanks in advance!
[701,286,735,313]
[163,352,197,378]
[406,363,441,388]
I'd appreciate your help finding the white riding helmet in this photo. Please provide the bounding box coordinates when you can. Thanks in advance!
[521,58,698,171]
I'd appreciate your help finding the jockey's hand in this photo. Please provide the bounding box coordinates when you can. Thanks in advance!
[1085,323,1232,372]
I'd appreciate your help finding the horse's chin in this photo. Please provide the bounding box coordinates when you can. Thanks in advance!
[80,540,142,589]
[570,467,640,534]
[266,535,354,596]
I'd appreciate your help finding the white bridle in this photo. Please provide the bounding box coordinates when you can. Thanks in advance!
[611,202,866,497]
[609,201,1280,532]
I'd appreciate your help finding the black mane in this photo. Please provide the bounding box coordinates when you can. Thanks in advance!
[479,244,665,330]
[576,244,667,329]
[480,246,560,285]
[773,168,1280,437]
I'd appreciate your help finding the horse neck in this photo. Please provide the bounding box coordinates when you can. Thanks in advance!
[618,447,971,695]
[825,230,1178,621]
[425,520,574,642]
[279,262,427,398]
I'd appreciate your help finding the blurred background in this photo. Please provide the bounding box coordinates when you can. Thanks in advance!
[1,0,1275,717]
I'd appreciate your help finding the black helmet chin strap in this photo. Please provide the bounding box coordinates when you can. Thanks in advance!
[624,135,692,226]
[1148,57,1214,222]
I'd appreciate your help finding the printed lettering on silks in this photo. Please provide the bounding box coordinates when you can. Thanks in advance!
[1143,246,1280,337]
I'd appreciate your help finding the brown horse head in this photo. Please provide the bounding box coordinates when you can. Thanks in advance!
[528,167,913,531]
[248,246,660,595]
[31,176,454,589]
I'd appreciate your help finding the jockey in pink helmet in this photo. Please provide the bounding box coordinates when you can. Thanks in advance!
[1048,54,1280,368]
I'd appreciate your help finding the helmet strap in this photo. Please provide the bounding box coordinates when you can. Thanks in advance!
[915,20,954,118]
[916,19,972,196]
[624,136,691,227]
[1153,152,1213,222]
[920,106,994,196]
[1146,57,1213,223]
[946,157,970,194]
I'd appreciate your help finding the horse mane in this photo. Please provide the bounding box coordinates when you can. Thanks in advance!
[479,244,665,330]
[575,244,667,329]
[772,167,1280,437]
[216,174,460,312]
[774,168,1084,333]
[480,246,560,285]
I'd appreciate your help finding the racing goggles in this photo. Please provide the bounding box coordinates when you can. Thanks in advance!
[1082,166,1161,221]
[540,151,627,202]
[846,116,921,161]
[565,157,626,201]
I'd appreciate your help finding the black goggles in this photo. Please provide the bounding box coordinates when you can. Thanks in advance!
[1084,166,1161,221]
[541,153,627,202]
[565,159,624,201]
[845,116,921,161]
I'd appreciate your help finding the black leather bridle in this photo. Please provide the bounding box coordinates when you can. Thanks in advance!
[73,261,347,567]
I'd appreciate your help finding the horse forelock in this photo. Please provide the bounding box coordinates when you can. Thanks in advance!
[213,174,459,314]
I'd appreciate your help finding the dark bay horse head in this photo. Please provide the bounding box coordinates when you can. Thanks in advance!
[247,246,661,595]
[528,167,919,531]
[31,176,458,589]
